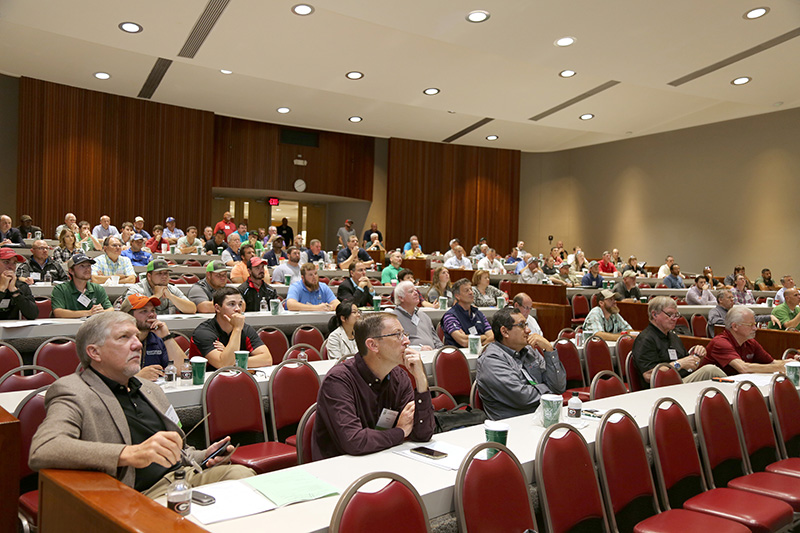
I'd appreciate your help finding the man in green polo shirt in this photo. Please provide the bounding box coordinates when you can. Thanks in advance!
[769,288,800,330]
[381,250,403,285]
[51,253,113,318]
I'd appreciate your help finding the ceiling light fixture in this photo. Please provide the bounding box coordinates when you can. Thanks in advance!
[731,76,751,85]
[276,107,291,114]
[744,7,769,19]
[345,71,363,80]
[555,36,575,47]
[118,22,143,33]
[348,116,362,123]
[292,4,314,15]
[94,72,111,80]
[579,113,594,120]
[466,10,490,23]
[423,87,440,95]
[220,69,232,75]
[559,69,576,78]
[486,135,498,141]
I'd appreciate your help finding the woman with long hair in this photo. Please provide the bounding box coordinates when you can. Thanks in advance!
[427,266,454,307]
[326,300,360,360]
[53,227,80,264]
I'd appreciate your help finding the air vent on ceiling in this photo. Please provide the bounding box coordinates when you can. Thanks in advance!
[178,0,231,59]
[529,81,620,121]
[442,117,494,143]
[280,128,319,148]
[137,58,173,99]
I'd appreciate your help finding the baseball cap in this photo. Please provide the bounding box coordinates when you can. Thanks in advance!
[599,289,619,300]
[134,216,144,222]
[345,219,353,224]
[559,262,570,270]
[120,294,161,314]
[588,260,599,268]
[131,233,144,241]
[21,215,32,223]
[206,260,230,273]
[0,248,24,262]
[247,257,266,268]
[622,270,637,279]
[67,253,95,268]
[165,217,175,223]
[146,259,171,272]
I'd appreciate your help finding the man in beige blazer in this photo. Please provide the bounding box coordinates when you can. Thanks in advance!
[29,311,253,498]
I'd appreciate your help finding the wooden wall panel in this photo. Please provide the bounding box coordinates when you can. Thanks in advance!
[213,116,374,200]
[387,138,520,254]
[17,78,214,235]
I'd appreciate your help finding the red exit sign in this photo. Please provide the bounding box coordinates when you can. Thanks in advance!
[268,197,280,206]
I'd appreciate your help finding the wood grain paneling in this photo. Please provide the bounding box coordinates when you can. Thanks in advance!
[213,116,374,199]
[0,407,20,533]
[387,138,520,254]
[17,78,214,235]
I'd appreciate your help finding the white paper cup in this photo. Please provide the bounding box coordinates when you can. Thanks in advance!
[785,361,800,386]
[541,394,563,428]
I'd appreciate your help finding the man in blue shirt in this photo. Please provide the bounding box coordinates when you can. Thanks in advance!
[120,294,185,382]
[286,263,340,311]
[581,261,603,288]
[441,278,494,348]
[664,263,685,289]
[121,234,152,266]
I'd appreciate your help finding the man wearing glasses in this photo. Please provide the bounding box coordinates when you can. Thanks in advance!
[632,296,724,387]
[91,236,136,284]
[476,307,565,421]
[16,239,69,284]
[311,312,434,460]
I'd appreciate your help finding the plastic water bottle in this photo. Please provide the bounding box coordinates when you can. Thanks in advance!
[166,470,191,516]
[43,272,52,284]
[299,348,308,362]
[567,391,582,418]
[180,360,192,385]
[164,360,177,388]
[259,297,268,313]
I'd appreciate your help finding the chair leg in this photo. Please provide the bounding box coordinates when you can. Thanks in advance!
[19,511,33,533]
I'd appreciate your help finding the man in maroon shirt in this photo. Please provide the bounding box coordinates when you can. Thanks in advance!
[701,306,796,376]
[311,312,434,460]
[213,211,236,237]
[598,250,618,274]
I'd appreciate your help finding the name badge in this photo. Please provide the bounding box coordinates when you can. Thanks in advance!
[30,272,41,281]
[468,326,478,335]
[668,349,678,361]
[0,299,9,309]
[375,408,399,430]
[77,293,92,307]
[165,405,181,427]
[411,314,420,326]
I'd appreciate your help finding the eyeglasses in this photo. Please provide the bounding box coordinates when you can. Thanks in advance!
[371,331,409,341]
[737,322,757,329]
[661,311,681,319]
[508,320,527,330]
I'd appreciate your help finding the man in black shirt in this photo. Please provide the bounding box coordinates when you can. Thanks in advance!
[237,257,278,312]
[203,229,227,255]
[16,239,69,284]
[337,261,376,307]
[0,214,25,246]
[276,217,294,245]
[0,248,38,320]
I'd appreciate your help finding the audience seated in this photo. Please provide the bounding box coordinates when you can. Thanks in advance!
[0,248,37,319]
[440,278,494,349]
[16,239,69,284]
[776,274,795,304]
[125,259,196,315]
[581,261,602,288]
[686,275,716,305]
[237,257,278,313]
[286,263,340,312]
[92,236,136,284]
[769,288,800,330]
[0,214,25,246]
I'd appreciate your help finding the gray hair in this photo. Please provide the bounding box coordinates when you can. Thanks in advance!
[647,296,677,320]
[76,312,136,368]
[227,232,240,244]
[716,289,733,303]
[394,280,415,305]
[725,305,753,329]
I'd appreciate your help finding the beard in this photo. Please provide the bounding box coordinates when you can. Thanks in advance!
[304,280,319,292]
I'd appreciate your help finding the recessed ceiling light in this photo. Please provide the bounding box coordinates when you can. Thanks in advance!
[744,7,769,19]
[731,76,751,85]
[345,71,363,80]
[486,135,498,141]
[118,22,143,33]
[579,113,594,120]
[276,107,291,114]
[466,10,490,23]
[559,69,576,78]
[292,4,314,15]
[423,87,440,96]
[94,72,111,80]
[220,69,232,75]
[555,36,576,47]
[348,116,362,123]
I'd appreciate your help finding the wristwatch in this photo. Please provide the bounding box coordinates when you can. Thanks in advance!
[673,361,681,372]
[163,333,178,341]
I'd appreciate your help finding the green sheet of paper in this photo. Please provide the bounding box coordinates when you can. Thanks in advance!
[243,469,339,508]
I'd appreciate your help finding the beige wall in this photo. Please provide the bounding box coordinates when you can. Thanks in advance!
[520,106,800,278]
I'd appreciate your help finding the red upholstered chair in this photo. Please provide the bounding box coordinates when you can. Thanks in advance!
[0,341,23,377]
[536,423,610,533]
[318,277,330,285]
[649,398,793,531]
[649,363,682,388]
[638,283,650,289]
[283,343,321,362]
[182,274,200,284]
[429,386,457,411]
[320,339,330,360]
[589,371,627,401]
[33,336,79,378]
[14,386,50,533]
[554,339,589,403]
[590,292,601,309]
[616,333,635,382]
[432,346,472,404]
[769,374,800,459]
[756,297,767,304]
[469,381,482,410]
[696,387,800,511]
[556,327,575,340]
[267,360,320,446]
[584,335,614,382]
[436,323,445,342]
[597,408,749,533]
[655,283,668,288]
[34,296,52,318]
[0,365,58,393]
[202,366,296,474]
[498,280,512,293]
[257,327,290,365]
[170,276,188,284]
[330,472,430,533]
[691,313,708,338]
[782,348,799,360]
[328,278,343,287]
[291,324,324,352]
[676,316,690,330]
[455,442,537,533]
[734,381,800,478]
[295,403,317,465]
[172,332,191,354]
[183,259,202,267]
[571,294,589,325]
[626,352,646,392]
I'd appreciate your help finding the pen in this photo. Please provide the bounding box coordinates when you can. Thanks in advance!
[712,377,734,383]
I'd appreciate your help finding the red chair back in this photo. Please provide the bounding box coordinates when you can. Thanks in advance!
[182,274,200,284]
[554,339,585,388]
[769,374,800,458]
[650,363,682,388]
[655,283,667,288]
[733,381,781,472]
[296,404,317,465]
[590,371,627,400]
[584,336,614,381]
[35,297,52,318]
[626,352,646,392]
[429,386,457,411]
[284,344,321,362]
[498,280,512,293]
[291,325,324,352]
[557,328,575,340]
[616,334,634,381]
[0,365,58,393]
[590,293,600,309]
[536,424,609,533]
[14,386,49,479]
[330,472,430,533]
[469,381,482,410]
[455,442,536,533]
[0,342,23,377]
[432,346,471,400]
[696,387,747,488]
[33,337,79,378]
[571,294,589,321]
[320,339,330,360]
[436,323,445,342]
[170,276,188,284]
[183,260,202,267]
[258,327,290,365]
[676,316,690,330]
[691,313,708,337]
[202,366,267,446]
[173,333,191,354]
[268,360,320,443]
